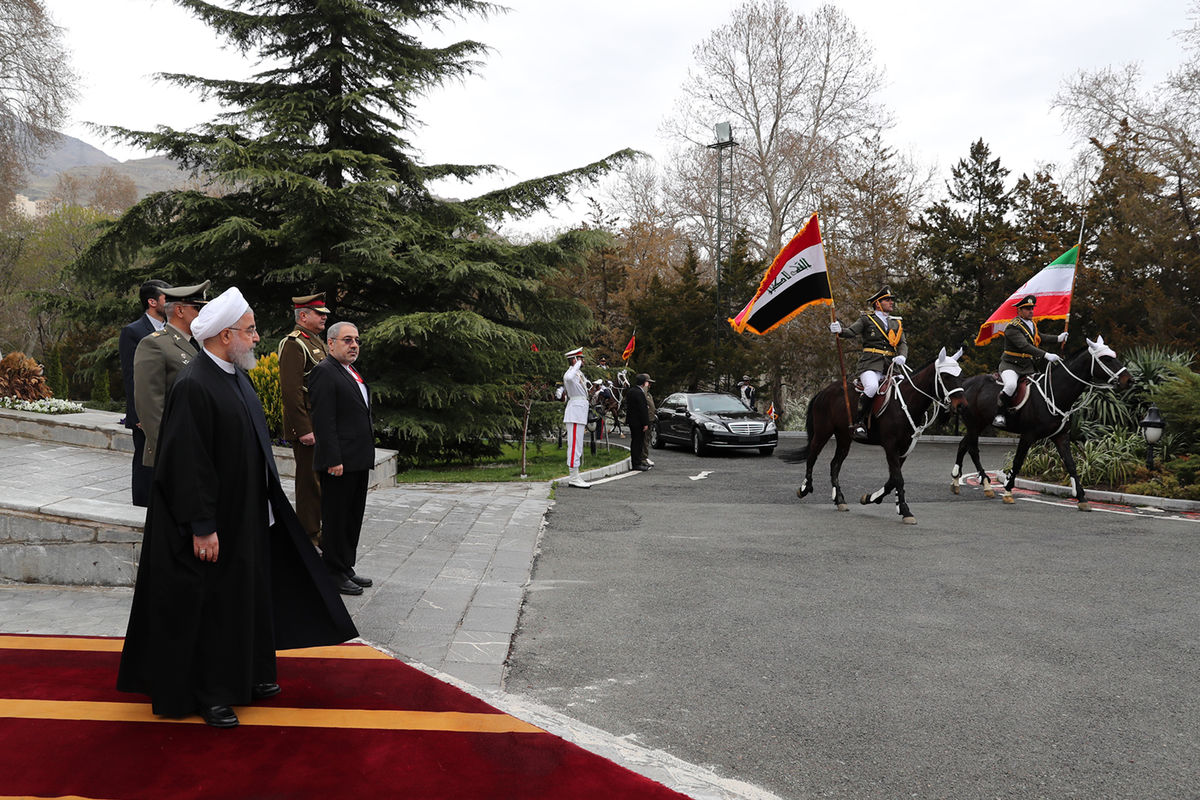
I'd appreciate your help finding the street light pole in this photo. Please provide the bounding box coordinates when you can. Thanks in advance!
[1140,404,1166,471]
[707,122,736,391]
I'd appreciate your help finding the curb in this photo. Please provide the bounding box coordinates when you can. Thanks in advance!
[1013,477,1200,512]
[549,457,632,488]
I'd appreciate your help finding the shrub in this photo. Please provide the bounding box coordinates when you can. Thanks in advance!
[0,352,52,401]
[42,346,66,398]
[248,352,283,441]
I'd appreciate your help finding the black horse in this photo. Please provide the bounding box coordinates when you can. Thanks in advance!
[796,348,968,524]
[950,336,1131,510]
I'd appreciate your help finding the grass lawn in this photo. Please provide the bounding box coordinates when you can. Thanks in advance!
[396,440,630,483]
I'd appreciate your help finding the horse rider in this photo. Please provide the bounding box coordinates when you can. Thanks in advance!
[829,286,908,441]
[992,294,1067,428]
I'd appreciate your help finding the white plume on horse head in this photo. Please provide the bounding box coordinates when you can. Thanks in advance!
[935,346,963,376]
[1086,335,1117,359]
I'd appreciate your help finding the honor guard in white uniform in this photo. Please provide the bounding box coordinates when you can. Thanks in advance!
[562,347,591,488]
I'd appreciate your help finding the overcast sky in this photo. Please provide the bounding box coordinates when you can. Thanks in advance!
[43,0,1193,233]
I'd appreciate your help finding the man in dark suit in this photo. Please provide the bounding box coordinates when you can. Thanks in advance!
[308,321,374,596]
[626,373,653,471]
[118,279,170,506]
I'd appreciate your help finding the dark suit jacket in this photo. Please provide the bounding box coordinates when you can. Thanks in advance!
[307,357,374,472]
[119,315,156,428]
[625,384,650,429]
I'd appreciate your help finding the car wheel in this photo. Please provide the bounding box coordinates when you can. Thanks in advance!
[691,428,706,456]
[759,446,775,456]
[650,422,664,449]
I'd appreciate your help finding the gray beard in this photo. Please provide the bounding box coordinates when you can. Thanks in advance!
[228,340,258,371]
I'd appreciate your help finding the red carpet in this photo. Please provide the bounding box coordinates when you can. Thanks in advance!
[0,634,692,799]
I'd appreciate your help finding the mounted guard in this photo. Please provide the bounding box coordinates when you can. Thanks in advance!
[993,294,1068,428]
[828,285,908,441]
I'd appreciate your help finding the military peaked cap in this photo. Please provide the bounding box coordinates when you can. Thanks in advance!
[867,286,895,306]
[293,292,331,313]
[162,280,211,305]
[564,346,584,359]
[1015,294,1037,309]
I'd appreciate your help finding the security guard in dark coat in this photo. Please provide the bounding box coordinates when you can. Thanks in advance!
[133,281,210,467]
[993,294,1066,427]
[119,280,170,505]
[278,293,330,545]
[829,286,908,440]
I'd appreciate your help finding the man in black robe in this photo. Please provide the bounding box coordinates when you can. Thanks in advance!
[118,288,357,728]
[626,373,653,471]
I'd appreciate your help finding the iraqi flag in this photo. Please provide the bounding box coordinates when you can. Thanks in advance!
[729,213,833,336]
[975,245,1079,346]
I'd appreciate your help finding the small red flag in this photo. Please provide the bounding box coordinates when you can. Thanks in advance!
[766,402,777,420]
[621,334,635,361]
[530,340,539,352]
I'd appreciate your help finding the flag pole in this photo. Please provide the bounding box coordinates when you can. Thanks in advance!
[819,223,854,428]
[1063,187,1090,349]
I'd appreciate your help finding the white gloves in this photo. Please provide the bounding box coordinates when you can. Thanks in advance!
[1044,352,1061,363]
[828,321,842,334]
[892,355,906,367]
[1057,331,1068,343]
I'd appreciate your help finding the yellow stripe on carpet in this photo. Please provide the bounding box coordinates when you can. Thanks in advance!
[0,635,392,660]
[0,699,544,733]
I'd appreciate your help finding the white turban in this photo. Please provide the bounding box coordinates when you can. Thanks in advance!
[191,287,251,342]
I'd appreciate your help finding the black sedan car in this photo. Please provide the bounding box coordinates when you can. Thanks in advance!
[651,392,778,456]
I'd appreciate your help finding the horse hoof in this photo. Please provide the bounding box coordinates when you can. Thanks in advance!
[837,503,849,512]
[983,488,995,499]
[859,494,870,505]
[951,484,960,495]
[1077,501,1092,512]
[796,487,805,498]
[1002,494,1015,505]
[902,516,917,525]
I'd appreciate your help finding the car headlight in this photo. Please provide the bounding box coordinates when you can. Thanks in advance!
[765,421,777,432]
[703,422,725,432]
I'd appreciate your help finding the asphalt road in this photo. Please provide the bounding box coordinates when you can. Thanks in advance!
[507,436,1200,800]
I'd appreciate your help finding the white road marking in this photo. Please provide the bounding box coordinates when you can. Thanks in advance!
[689,471,714,481]
[1020,496,1200,524]
[587,471,642,485]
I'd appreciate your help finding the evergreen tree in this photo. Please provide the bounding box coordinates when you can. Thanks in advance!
[68,0,635,460]
[1077,124,1198,350]
[903,140,1017,372]
[628,245,716,393]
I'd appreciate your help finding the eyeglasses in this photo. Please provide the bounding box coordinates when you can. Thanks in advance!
[336,336,361,344]
[227,326,258,335]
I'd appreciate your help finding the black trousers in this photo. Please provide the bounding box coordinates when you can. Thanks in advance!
[319,470,368,576]
[130,426,153,507]
[630,426,646,467]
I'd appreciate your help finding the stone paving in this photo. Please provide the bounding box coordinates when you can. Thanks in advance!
[0,416,771,800]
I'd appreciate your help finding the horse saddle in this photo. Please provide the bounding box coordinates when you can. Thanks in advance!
[989,373,1033,411]
[852,376,897,417]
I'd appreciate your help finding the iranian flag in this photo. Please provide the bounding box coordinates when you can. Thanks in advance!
[974,245,1079,346]
[729,213,832,336]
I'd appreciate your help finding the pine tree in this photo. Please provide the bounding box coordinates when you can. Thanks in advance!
[903,139,1018,372]
[70,0,635,460]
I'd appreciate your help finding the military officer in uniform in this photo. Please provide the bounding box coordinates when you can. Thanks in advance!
[279,292,330,545]
[119,280,170,506]
[562,347,591,488]
[133,281,211,467]
[992,294,1066,428]
[829,286,908,441]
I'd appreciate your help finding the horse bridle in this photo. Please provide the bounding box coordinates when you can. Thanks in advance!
[1053,349,1128,391]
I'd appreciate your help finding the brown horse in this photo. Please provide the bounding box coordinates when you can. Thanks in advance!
[950,336,1131,509]
[796,348,968,524]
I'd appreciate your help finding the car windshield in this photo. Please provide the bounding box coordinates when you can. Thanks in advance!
[691,395,752,414]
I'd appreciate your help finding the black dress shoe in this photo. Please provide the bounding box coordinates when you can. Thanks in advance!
[199,705,239,728]
[334,575,364,595]
[346,572,372,587]
[634,464,650,471]
[251,682,281,701]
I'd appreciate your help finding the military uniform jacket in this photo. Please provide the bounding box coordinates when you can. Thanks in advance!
[997,318,1046,376]
[278,328,328,441]
[562,361,590,425]
[839,312,908,373]
[133,323,198,467]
